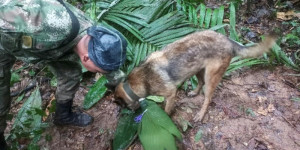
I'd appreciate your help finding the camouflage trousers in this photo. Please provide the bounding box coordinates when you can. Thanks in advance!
[0,53,82,133]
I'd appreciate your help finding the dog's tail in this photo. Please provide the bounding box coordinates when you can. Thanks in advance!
[233,34,277,58]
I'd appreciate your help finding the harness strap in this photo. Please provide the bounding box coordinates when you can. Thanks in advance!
[123,81,140,102]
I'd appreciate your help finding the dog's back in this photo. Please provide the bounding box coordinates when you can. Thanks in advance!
[137,30,276,87]
[157,31,234,84]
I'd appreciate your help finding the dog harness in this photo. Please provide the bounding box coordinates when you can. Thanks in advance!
[123,80,140,102]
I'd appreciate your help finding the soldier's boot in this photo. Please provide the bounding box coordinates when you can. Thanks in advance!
[53,100,93,127]
[0,132,7,150]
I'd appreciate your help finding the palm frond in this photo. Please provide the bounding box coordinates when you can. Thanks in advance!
[229,2,239,41]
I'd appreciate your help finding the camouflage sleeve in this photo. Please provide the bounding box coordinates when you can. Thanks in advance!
[0,0,94,62]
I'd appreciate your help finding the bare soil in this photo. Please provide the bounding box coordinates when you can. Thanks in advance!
[34,66,300,150]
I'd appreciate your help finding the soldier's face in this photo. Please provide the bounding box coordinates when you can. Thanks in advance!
[76,35,107,73]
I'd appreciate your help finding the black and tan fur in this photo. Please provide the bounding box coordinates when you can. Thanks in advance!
[115,30,276,122]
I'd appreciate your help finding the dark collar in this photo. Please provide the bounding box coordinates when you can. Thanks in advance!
[123,80,140,102]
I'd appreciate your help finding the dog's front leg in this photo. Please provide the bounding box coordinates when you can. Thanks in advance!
[164,91,177,115]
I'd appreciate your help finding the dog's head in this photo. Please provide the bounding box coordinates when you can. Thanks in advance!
[114,81,140,110]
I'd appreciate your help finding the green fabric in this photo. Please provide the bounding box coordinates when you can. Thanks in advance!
[0,0,94,62]
[0,53,16,133]
[47,61,82,102]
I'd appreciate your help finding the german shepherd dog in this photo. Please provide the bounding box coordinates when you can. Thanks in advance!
[115,30,276,122]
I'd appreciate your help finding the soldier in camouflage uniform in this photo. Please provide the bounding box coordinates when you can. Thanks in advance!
[0,0,127,148]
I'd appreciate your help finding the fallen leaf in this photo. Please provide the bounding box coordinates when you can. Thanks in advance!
[223,19,229,23]
[258,96,267,103]
[43,94,55,121]
[257,106,268,116]
[277,11,295,21]
[186,107,193,113]
[251,89,258,93]
[267,104,275,113]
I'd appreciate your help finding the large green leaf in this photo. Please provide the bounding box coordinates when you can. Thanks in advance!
[13,87,42,129]
[108,11,149,27]
[139,114,177,150]
[83,76,107,109]
[113,109,140,150]
[93,0,174,42]
[104,15,144,41]
[141,12,186,38]
[138,100,182,150]
[147,26,196,45]
[144,100,182,140]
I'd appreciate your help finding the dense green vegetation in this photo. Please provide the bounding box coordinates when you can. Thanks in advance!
[7,0,299,149]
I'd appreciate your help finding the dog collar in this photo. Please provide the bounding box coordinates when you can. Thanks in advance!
[123,80,140,102]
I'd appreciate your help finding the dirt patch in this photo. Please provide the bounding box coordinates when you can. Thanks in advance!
[172,66,300,150]
[30,66,300,150]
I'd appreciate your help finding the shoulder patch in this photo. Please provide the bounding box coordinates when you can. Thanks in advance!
[22,36,32,49]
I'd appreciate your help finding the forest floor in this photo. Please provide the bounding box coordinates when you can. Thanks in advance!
[5,0,300,150]
[39,66,300,150]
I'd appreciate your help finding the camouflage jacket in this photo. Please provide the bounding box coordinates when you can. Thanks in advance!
[0,0,94,62]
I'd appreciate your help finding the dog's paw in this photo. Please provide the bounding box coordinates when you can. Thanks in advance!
[193,113,205,122]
